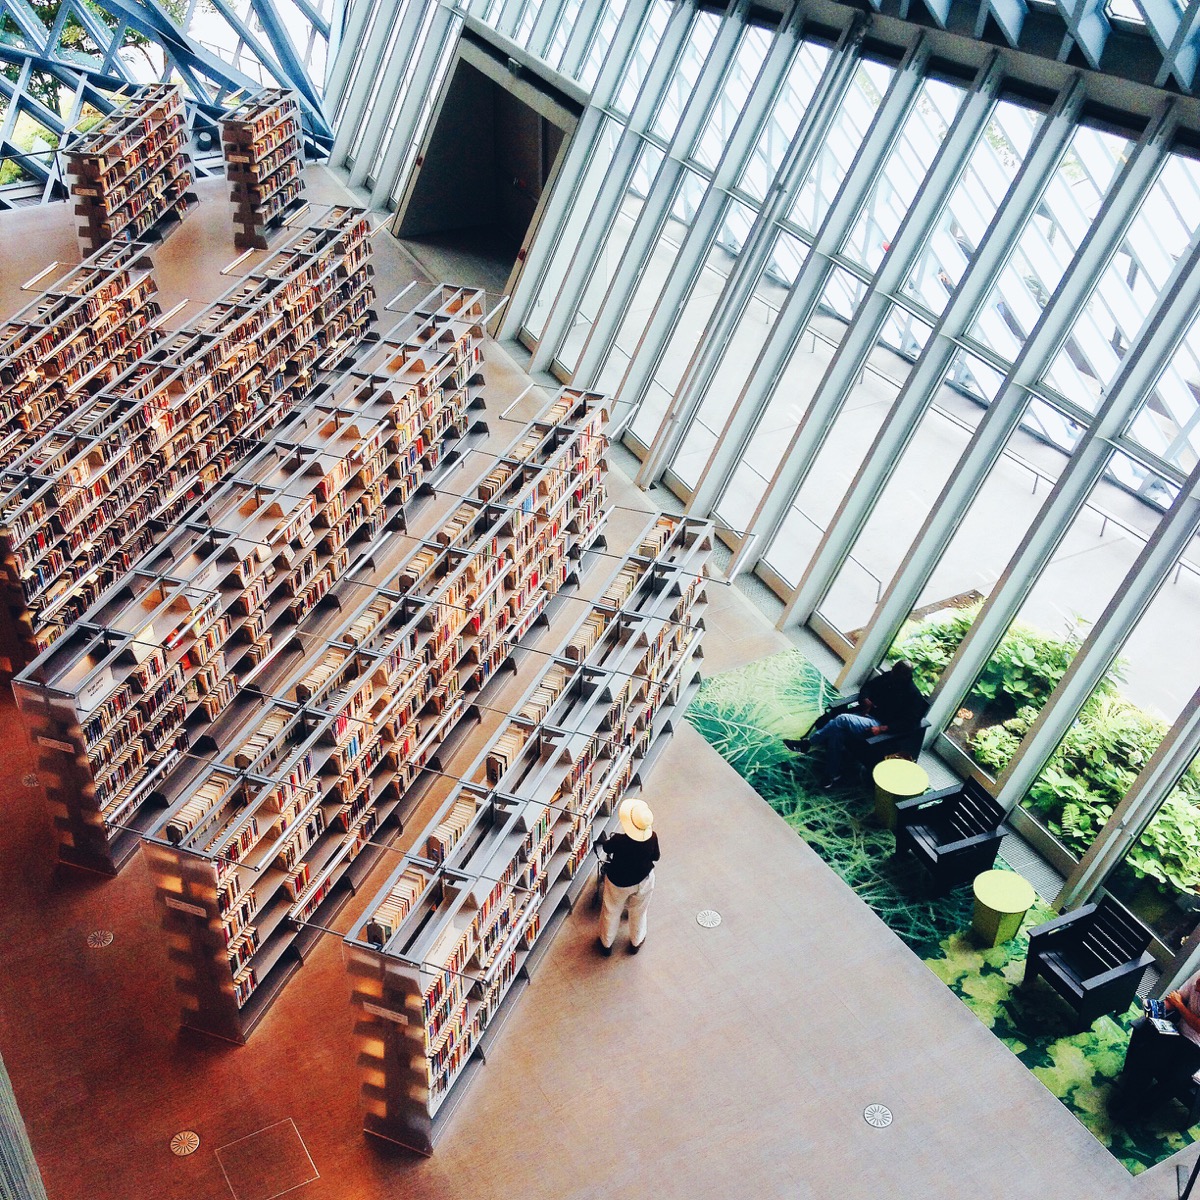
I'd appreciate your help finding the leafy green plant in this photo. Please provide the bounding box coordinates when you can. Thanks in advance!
[892,605,1200,907]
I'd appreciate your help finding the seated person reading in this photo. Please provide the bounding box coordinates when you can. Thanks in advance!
[784,660,926,786]
[1112,969,1200,1116]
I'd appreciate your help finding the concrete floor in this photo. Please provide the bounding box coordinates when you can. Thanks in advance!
[0,167,1187,1200]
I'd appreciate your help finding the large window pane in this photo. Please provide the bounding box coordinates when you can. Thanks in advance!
[556,142,665,372]
[523,117,622,341]
[816,371,984,640]
[629,200,757,446]
[612,0,671,117]
[939,449,1158,775]
[668,230,807,490]
[966,124,1132,367]
[1124,289,1200,476]
[1109,749,1200,950]
[902,98,1042,314]
[887,373,1074,686]
[714,265,861,535]
[579,0,626,91]
[692,24,771,171]
[1041,152,1200,414]
[787,58,894,235]
[1011,509,1198,880]
[841,78,964,273]
[738,40,830,202]
[650,10,719,144]
[591,165,706,390]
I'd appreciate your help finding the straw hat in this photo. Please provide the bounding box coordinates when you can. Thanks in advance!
[618,797,654,842]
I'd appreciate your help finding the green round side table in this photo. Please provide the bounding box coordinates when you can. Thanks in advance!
[972,869,1036,946]
[872,758,929,829]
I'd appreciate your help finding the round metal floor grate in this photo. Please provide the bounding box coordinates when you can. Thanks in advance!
[86,930,114,949]
[22,773,38,787]
[864,1104,892,1128]
[696,909,722,928]
[169,1131,200,1156]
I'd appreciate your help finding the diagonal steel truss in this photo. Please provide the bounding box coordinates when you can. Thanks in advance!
[0,0,338,205]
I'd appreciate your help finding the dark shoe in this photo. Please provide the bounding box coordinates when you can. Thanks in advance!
[783,737,811,753]
[596,937,612,957]
[628,941,642,954]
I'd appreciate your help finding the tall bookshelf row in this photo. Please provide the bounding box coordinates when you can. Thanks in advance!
[221,89,305,250]
[343,512,712,1152]
[133,388,608,1042]
[0,244,160,451]
[11,281,480,881]
[0,206,374,668]
[0,245,162,662]
[64,85,198,255]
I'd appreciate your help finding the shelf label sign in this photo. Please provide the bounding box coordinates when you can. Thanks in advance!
[36,735,75,754]
[164,896,208,918]
[362,1001,409,1025]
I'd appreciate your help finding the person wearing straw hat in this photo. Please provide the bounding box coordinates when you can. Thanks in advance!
[595,797,660,956]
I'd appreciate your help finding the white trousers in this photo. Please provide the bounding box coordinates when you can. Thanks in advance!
[599,870,654,949]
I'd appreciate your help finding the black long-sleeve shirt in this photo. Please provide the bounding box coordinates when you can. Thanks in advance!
[860,671,927,731]
[602,832,660,887]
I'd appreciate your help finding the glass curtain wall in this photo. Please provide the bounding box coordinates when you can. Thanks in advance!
[329,0,1200,959]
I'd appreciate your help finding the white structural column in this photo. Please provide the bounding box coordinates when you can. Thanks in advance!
[826,93,1174,693]
[498,0,649,339]
[346,0,428,189]
[680,24,868,519]
[566,1,754,389]
[526,0,566,61]
[327,0,404,166]
[373,5,461,213]
[556,2,603,80]
[322,0,375,121]
[527,2,694,374]
[1056,685,1200,916]
[682,42,930,552]
[926,202,1200,741]
[986,353,1200,806]
[700,56,1001,577]
[630,5,825,485]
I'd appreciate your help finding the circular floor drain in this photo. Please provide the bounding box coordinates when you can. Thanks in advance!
[22,773,38,787]
[86,930,114,949]
[864,1104,892,1128]
[696,909,722,928]
[170,1130,200,1156]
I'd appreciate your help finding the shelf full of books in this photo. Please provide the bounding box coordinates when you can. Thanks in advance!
[64,85,198,255]
[221,89,305,250]
[133,388,609,1043]
[10,280,479,880]
[343,512,712,1152]
[0,243,160,454]
[0,206,375,669]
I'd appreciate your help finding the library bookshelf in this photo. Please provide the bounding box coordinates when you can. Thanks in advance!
[64,85,199,256]
[0,206,374,669]
[134,387,609,1042]
[10,280,475,881]
[221,89,305,250]
[0,245,162,667]
[343,512,712,1152]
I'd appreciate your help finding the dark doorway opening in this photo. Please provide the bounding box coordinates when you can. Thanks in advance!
[394,55,574,292]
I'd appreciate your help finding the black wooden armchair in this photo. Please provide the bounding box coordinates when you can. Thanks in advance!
[853,706,931,772]
[1022,895,1154,1029]
[894,778,1010,893]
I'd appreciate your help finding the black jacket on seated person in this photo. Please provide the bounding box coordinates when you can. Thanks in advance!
[860,666,926,731]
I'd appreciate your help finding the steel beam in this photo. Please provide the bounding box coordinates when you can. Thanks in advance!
[823,87,1172,695]
[526,1,693,374]
[927,199,1200,748]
